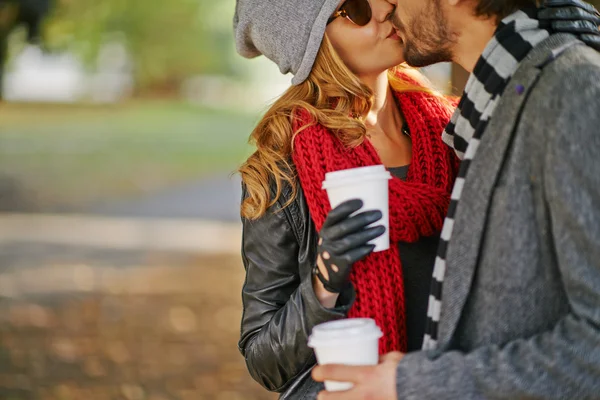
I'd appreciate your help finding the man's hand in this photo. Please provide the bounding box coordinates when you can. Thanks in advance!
[539,0,600,51]
[312,352,404,400]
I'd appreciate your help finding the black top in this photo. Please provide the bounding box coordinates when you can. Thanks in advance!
[388,165,440,352]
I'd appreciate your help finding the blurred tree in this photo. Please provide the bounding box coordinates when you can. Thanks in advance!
[5,0,600,97]
[0,0,53,98]
[43,0,238,95]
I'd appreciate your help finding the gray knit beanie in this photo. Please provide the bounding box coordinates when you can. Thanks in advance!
[234,0,341,85]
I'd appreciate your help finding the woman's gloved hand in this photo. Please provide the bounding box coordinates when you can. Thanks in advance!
[313,199,385,294]
[538,0,600,51]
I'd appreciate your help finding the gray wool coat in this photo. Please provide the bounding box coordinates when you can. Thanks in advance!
[395,34,600,399]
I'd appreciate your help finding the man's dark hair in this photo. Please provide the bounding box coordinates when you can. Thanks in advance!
[474,0,539,21]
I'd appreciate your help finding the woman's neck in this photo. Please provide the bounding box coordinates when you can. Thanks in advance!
[360,72,403,140]
[358,71,412,168]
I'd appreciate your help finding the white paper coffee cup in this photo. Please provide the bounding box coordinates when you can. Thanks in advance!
[322,165,391,252]
[308,318,383,392]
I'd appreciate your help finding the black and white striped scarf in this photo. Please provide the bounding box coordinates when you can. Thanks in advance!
[422,9,550,350]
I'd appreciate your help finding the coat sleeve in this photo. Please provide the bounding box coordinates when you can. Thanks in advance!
[239,185,355,392]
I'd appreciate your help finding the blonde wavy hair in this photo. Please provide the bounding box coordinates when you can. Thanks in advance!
[240,35,443,220]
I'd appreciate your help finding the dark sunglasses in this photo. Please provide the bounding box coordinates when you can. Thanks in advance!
[327,0,372,26]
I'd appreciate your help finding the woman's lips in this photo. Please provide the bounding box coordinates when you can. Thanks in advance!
[387,29,402,41]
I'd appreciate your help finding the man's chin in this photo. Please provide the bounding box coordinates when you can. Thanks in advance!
[404,48,451,68]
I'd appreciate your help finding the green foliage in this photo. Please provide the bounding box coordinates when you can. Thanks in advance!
[43,0,238,92]
[0,101,256,206]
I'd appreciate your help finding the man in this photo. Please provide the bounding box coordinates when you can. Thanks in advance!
[313,0,600,398]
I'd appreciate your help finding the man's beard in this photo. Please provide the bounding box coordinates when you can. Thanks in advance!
[391,1,456,67]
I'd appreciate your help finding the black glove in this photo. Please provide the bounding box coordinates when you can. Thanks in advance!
[538,0,600,51]
[313,199,385,293]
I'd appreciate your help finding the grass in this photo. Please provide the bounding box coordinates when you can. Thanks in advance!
[0,101,259,209]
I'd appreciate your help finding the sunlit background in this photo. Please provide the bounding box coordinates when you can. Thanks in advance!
[0,0,597,399]
[0,1,285,399]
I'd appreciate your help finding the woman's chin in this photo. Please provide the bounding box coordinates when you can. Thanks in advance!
[393,49,406,66]
[384,49,406,69]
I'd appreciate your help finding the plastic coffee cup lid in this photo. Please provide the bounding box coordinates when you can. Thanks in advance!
[322,166,391,190]
[308,318,383,348]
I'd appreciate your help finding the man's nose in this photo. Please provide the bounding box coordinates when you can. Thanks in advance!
[372,0,396,23]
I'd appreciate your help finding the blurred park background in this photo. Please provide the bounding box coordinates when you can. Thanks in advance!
[0,0,284,399]
[0,0,598,399]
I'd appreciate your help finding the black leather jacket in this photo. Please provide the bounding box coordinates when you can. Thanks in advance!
[239,178,355,398]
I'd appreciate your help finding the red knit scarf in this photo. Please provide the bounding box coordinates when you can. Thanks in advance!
[292,75,459,353]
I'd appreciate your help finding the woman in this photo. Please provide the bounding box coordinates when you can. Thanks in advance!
[233,0,599,398]
[235,0,457,397]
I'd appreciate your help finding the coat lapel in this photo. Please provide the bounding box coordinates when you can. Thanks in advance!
[436,34,581,349]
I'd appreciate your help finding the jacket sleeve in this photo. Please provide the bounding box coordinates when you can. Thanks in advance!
[239,186,354,392]
[393,52,600,399]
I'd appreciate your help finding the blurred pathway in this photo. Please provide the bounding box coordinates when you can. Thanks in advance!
[0,166,275,399]
[0,213,240,255]
[90,173,242,222]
